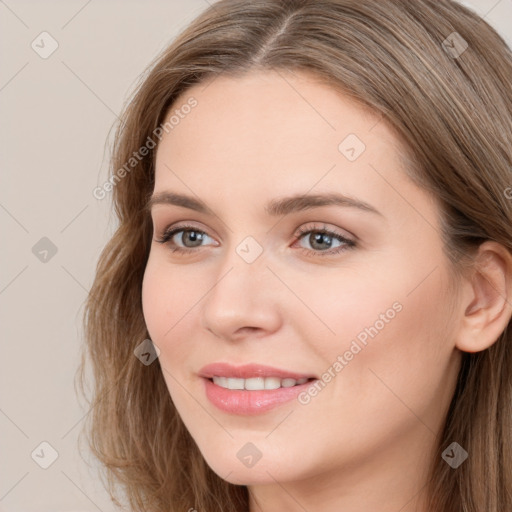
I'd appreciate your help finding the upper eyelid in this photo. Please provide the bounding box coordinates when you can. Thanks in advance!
[158,222,354,244]
[160,222,214,239]
[296,222,354,238]
[152,208,357,238]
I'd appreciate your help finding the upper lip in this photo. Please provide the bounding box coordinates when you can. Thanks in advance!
[199,362,316,380]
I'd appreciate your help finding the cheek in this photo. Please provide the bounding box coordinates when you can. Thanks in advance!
[295,254,455,400]
[141,261,196,405]
[283,263,405,364]
[141,257,206,369]
[141,258,185,349]
[338,264,457,419]
[141,260,165,340]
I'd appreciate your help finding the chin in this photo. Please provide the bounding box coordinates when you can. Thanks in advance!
[197,441,311,486]
[207,460,290,486]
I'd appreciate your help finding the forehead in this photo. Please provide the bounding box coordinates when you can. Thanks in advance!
[158,71,404,172]
[152,70,429,225]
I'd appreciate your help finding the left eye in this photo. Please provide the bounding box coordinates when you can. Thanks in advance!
[296,230,347,251]
[293,226,355,255]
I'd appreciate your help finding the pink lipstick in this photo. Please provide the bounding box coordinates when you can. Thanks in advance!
[199,363,317,415]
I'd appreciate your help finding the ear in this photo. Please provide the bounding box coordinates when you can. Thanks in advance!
[455,241,512,353]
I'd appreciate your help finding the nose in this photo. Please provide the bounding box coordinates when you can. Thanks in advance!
[200,247,283,342]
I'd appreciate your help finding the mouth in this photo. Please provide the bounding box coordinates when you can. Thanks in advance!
[209,376,313,390]
[199,363,318,415]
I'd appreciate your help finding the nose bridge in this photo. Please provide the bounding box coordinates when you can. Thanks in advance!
[200,237,281,339]
[214,233,269,294]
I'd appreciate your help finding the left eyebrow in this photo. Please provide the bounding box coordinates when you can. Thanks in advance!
[265,192,383,217]
[146,191,383,218]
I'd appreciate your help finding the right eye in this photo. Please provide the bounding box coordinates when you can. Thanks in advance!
[155,224,217,254]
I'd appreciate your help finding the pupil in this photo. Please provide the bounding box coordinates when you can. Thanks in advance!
[185,231,203,247]
[311,232,332,250]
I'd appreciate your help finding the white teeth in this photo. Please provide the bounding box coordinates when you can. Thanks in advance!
[212,376,308,390]
[245,377,265,390]
[216,376,228,388]
[264,377,281,390]
[227,377,244,390]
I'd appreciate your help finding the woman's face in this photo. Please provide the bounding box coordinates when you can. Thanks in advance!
[142,70,462,491]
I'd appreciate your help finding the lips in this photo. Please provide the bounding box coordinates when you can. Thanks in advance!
[199,362,316,380]
[199,363,318,415]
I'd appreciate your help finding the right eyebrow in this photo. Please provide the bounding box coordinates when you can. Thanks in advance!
[146,191,210,214]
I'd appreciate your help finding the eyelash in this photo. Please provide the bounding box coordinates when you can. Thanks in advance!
[155,223,356,257]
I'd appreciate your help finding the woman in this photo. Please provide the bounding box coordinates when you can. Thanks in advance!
[80,0,512,510]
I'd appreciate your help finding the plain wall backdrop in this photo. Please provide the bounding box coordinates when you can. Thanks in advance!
[1,1,511,510]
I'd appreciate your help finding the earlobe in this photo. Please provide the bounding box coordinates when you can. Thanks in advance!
[455,241,512,353]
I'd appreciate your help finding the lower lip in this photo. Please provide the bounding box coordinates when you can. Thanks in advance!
[203,378,315,415]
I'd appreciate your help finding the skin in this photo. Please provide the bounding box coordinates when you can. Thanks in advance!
[141,70,512,512]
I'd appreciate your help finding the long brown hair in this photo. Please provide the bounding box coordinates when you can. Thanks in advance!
[79,0,512,510]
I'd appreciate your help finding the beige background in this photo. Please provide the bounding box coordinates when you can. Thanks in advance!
[1,1,510,511]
